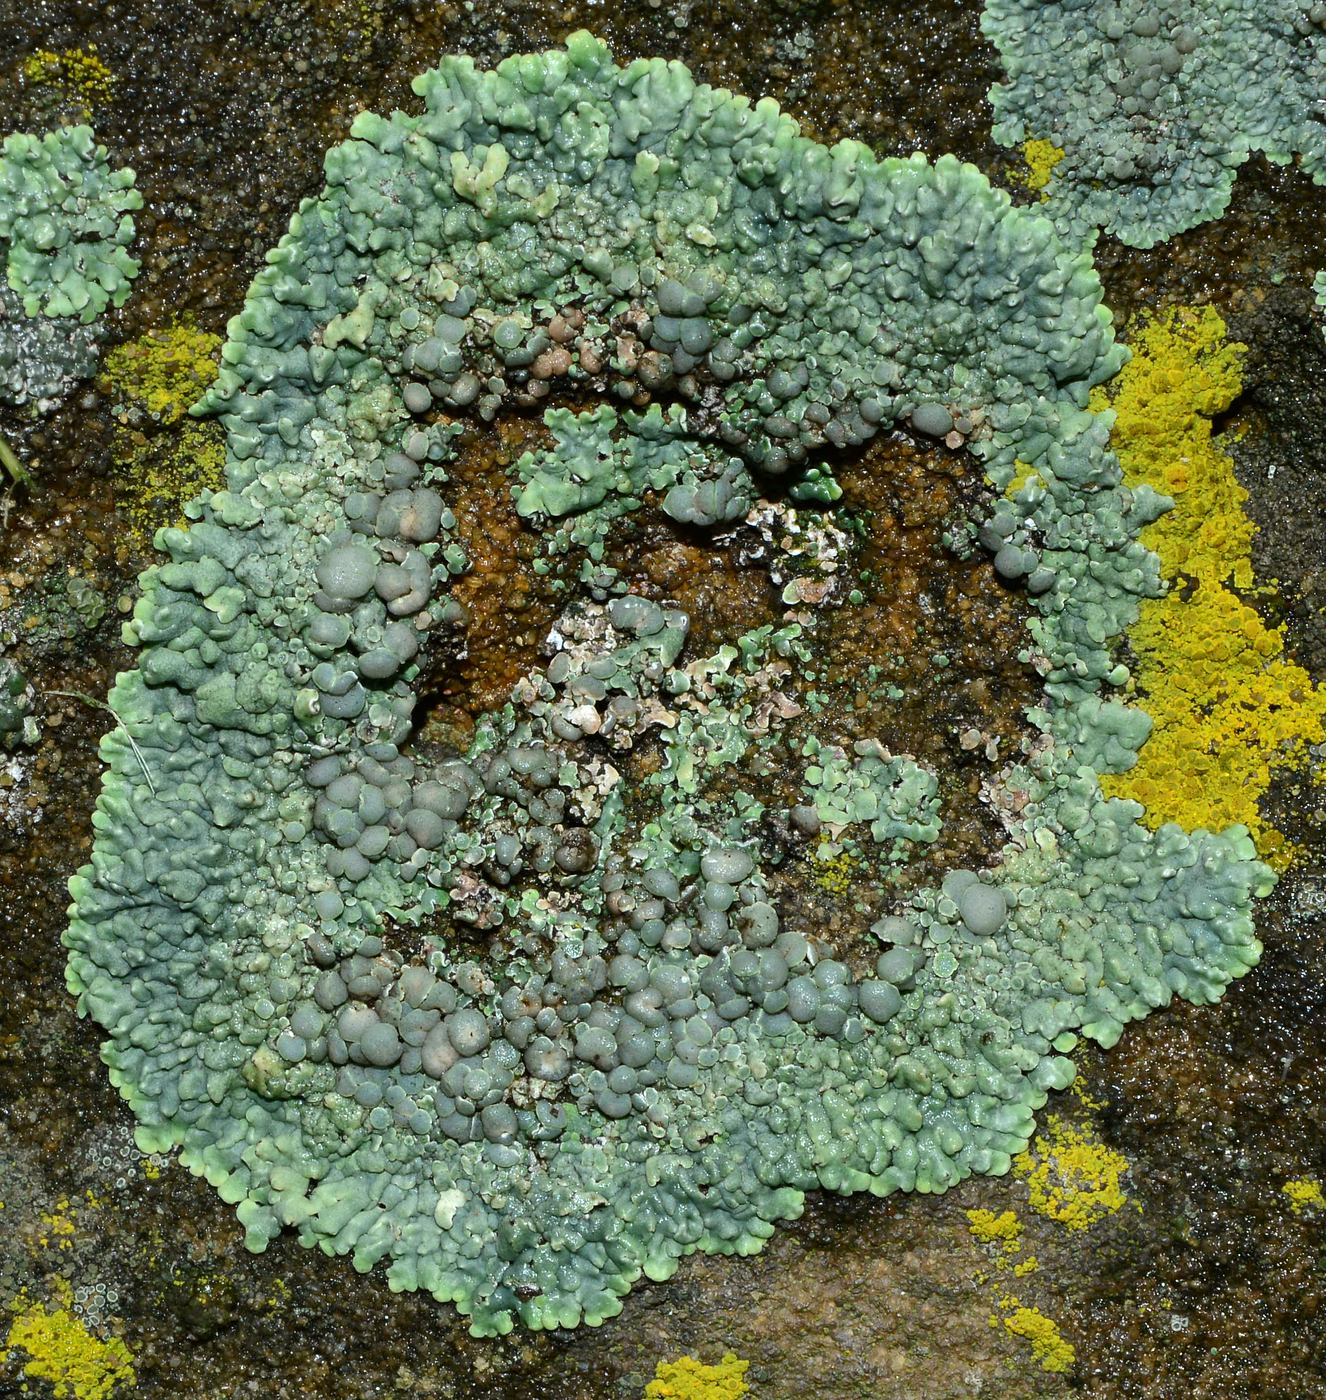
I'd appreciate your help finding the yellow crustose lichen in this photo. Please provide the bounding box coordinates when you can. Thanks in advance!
[965,1207,1023,1251]
[21,47,114,115]
[101,322,227,547]
[3,1297,134,1400]
[103,322,223,425]
[644,1352,750,1399]
[810,842,864,897]
[1282,1177,1326,1214]
[1093,305,1326,868]
[1013,1115,1129,1232]
[991,1296,1075,1374]
[1020,138,1065,194]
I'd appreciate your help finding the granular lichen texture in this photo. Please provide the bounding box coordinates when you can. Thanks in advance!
[103,322,223,424]
[3,1298,135,1400]
[982,0,1326,247]
[103,322,228,546]
[992,1296,1075,1374]
[66,34,1272,1337]
[1013,1115,1129,1232]
[645,1351,750,1399]
[1094,305,1326,867]
[21,47,116,119]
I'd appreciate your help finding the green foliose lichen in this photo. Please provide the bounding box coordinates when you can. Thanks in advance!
[0,125,140,322]
[983,0,1326,247]
[66,35,1270,1338]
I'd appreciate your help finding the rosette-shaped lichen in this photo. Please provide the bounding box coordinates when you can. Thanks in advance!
[983,0,1326,247]
[67,35,1271,1336]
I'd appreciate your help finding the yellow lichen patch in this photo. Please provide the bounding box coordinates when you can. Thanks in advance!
[1282,1177,1326,1214]
[966,1207,1023,1252]
[1013,1115,1128,1232]
[103,322,223,424]
[810,843,864,896]
[115,419,226,549]
[644,1352,750,1400]
[103,322,227,548]
[1069,1071,1107,1113]
[1019,138,1065,194]
[21,47,114,115]
[1094,305,1326,867]
[991,1296,1075,1374]
[965,1206,1040,1284]
[3,1299,134,1400]
[39,1198,78,1252]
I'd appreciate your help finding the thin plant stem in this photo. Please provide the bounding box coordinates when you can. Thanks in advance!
[44,687,157,795]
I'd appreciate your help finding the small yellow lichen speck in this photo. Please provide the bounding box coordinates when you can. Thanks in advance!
[1013,1115,1129,1232]
[1019,138,1065,194]
[992,1296,1075,1374]
[1093,305,1326,868]
[810,843,863,896]
[39,1197,78,1251]
[644,1352,750,1400]
[1282,1177,1326,1214]
[3,1299,134,1400]
[1069,1071,1107,1113]
[966,1207,1023,1251]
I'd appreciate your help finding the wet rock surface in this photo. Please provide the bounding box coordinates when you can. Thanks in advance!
[0,2,1323,1397]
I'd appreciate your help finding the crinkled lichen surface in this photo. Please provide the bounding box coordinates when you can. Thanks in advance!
[982,0,1326,247]
[0,124,140,408]
[66,34,1272,1337]
[0,125,140,322]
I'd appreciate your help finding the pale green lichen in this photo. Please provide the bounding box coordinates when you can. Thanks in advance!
[67,35,1270,1337]
[0,125,140,322]
[0,124,140,408]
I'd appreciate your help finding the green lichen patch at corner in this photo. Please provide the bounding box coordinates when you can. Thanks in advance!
[982,0,1326,248]
[66,33,1271,1338]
